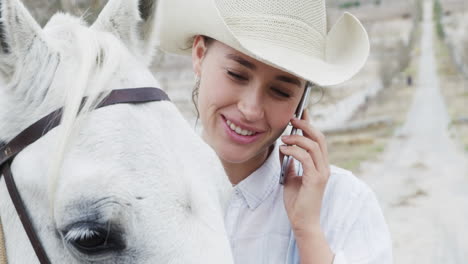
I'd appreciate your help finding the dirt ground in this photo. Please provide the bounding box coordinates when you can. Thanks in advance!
[332,1,468,262]
[326,72,417,172]
[436,20,468,154]
[325,37,419,172]
[327,0,468,175]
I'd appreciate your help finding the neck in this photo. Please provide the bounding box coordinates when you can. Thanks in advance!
[221,144,274,185]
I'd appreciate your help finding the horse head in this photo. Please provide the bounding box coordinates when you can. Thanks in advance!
[0,0,233,263]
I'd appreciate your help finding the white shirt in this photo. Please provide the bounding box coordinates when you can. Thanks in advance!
[224,142,393,264]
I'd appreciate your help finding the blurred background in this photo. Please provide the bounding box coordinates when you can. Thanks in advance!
[21,0,468,262]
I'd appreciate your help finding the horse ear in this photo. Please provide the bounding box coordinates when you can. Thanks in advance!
[91,0,159,66]
[0,0,43,76]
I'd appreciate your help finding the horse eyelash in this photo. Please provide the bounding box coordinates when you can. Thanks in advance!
[63,226,101,242]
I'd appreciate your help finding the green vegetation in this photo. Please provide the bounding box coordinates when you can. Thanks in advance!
[433,0,445,39]
[328,42,421,173]
[339,1,361,9]
[415,0,423,22]
[327,126,392,170]
[373,144,385,153]
[433,18,468,155]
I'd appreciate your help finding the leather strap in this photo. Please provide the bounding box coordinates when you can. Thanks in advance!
[0,87,170,264]
[0,143,7,264]
[0,87,170,167]
[2,162,49,264]
[0,215,7,264]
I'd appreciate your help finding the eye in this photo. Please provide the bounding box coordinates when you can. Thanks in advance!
[227,70,248,81]
[271,87,290,98]
[62,222,125,255]
[71,229,107,251]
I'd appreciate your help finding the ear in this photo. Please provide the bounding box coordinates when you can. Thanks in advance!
[91,0,159,66]
[0,0,43,77]
[192,35,208,77]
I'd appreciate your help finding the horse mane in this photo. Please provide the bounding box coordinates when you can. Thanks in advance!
[1,2,159,209]
[0,12,129,206]
[45,14,129,205]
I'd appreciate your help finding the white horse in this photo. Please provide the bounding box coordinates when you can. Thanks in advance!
[0,0,233,263]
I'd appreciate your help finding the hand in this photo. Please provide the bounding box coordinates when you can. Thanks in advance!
[280,109,331,237]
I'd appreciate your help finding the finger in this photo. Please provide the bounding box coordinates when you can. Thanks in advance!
[290,117,329,165]
[279,145,297,175]
[279,145,318,180]
[281,135,328,177]
[285,155,297,180]
[302,108,311,121]
[279,146,300,185]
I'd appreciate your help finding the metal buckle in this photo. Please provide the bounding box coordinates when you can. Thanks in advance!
[3,147,12,157]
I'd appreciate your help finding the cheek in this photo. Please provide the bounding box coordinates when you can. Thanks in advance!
[266,103,296,130]
[198,76,236,115]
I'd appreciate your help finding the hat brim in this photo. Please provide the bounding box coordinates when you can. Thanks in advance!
[156,0,369,86]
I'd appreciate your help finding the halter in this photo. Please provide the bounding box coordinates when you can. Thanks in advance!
[0,87,170,264]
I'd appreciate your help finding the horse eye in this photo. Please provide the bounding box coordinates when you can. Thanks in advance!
[62,223,125,255]
[72,231,107,251]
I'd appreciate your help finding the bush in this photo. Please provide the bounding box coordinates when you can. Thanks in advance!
[433,0,445,39]
[339,1,361,9]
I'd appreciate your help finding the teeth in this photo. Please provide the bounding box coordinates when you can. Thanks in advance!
[226,119,255,136]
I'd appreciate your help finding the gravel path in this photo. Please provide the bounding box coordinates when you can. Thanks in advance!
[360,1,468,263]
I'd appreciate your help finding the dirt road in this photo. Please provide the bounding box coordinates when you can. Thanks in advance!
[360,1,468,263]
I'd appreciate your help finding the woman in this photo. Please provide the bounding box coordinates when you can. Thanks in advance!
[157,0,392,263]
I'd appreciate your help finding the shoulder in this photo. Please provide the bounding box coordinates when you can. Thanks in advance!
[326,165,372,197]
[321,165,381,229]
[319,166,393,262]
[288,166,392,263]
[325,165,373,202]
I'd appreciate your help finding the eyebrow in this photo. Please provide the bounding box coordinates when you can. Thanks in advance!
[276,75,302,88]
[226,54,256,70]
[226,53,302,88]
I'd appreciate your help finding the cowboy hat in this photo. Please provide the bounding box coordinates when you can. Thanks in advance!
[156,0,369,87]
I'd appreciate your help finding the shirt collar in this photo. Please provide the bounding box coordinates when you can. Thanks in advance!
[234,142,281,210]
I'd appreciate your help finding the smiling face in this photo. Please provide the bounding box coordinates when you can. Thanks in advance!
[192,36,306,170]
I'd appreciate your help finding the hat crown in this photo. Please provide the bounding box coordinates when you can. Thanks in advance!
[157,0,369,86]
[214,0,327,59]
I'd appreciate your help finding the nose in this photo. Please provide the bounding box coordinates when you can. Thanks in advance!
[237,90,264,122]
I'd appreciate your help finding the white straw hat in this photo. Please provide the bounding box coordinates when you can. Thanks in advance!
[156,0,370,86]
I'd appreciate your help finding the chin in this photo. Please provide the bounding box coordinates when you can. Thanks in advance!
[217,140,271,165]
[216,148,252,164]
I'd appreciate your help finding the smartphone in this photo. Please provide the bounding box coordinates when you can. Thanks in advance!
[279,82,312,184]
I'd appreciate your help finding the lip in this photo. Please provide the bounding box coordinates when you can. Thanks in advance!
[222,115,264,133]
[221,115,264,144]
